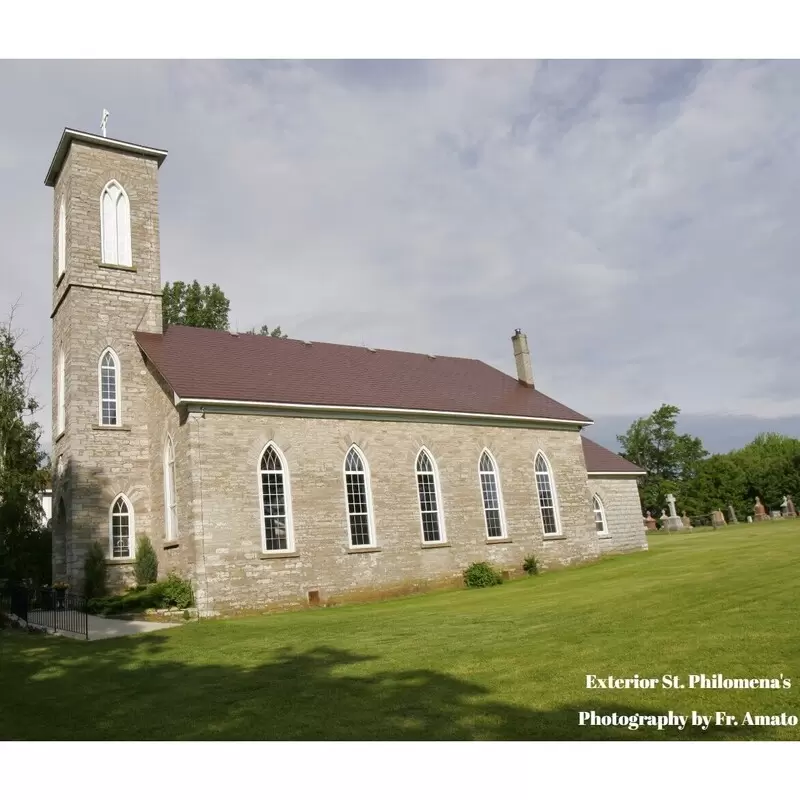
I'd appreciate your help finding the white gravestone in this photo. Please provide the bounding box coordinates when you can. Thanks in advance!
[663,493,685,531]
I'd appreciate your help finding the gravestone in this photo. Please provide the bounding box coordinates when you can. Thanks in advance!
[643,512,657,531]
[781,496,789,517]
[771,510,782,519]
[681,512,692,529]
[788,496,797,518]
[727,505,738,524]
[747,516,753,523]
[711,509,726,528]
[754,496,768,522]
[663,493,685,531]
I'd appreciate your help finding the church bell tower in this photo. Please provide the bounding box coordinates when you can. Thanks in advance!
[46,123,168,587]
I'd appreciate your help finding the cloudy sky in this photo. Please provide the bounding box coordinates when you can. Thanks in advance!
[1,60,798,452]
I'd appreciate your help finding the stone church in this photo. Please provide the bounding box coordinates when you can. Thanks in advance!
[47,127,647,615]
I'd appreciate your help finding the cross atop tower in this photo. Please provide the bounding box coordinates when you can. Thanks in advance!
[101,109,109,138]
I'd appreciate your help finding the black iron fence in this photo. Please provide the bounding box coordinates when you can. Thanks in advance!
[0,585,89,639]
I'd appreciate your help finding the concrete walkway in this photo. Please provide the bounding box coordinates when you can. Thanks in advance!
[27,611,180,641]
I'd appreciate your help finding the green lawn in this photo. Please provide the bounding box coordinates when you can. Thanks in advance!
[3,521,800,740]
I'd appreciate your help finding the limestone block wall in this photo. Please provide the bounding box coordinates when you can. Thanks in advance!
[183,412,601,615]
[144,363,197,581]
[588,477,648,555]
[49,140,163,593]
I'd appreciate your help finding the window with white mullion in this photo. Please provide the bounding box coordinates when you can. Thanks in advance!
[164,437,178,540]
[479,450,506,539]
[57,347,65,435]
[100,180,132,267]
[99,349,119,426]
[344,447,374,547]
[593,494,608,536]
[535,452,561,536]
[110,495,134,559]
[416,449,444,543]
[260,445,291,552]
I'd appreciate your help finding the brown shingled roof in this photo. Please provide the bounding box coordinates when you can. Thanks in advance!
[582,437,646,474]
[135,325,593,424]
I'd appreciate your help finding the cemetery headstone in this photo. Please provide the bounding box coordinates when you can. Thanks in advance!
[727,504,738,524]
[663,493,685,531]
[754,496,768,522]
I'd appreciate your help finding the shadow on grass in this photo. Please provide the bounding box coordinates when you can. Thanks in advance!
[0,631,751,741]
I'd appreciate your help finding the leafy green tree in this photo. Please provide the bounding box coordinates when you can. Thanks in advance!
[734,433,800,512]
[250,324,288,339]
[682,454,748,520]
[162,281,230,330]
[617,404,708,514]
[0,309,49,584]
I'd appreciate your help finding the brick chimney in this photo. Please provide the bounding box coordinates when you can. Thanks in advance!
[511,329,534,387]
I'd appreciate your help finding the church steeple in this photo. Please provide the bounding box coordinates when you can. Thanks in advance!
[47,125,168,587]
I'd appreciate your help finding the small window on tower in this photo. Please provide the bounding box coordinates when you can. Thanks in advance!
[99,348,121,426]
[100,180,132,267]
[58,198,66,278]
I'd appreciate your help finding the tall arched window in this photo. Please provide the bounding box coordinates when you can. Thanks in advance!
[58,198,66,278]
[593,494,609,536]
[344,446,375,548]
[534,451,561,536]
[57,347,65,435]
[99,348,121,426]
[415,448,445,543]
[110,495,134,559]
[479,449,507,539]
[164,436,178,540]
[258,443,293,552]
[100,180,132,267]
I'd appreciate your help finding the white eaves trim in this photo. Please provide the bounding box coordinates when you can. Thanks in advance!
[176,395,594,428]
[587,471,646,478]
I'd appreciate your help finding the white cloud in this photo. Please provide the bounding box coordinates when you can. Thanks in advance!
[1,59,799,451]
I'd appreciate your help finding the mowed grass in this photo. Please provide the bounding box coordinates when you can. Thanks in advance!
[2,521,800,740]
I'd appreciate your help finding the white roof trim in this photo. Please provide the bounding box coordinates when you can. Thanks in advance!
[587,470,646,477]
[45,128,168,186]
[178,396,594,427]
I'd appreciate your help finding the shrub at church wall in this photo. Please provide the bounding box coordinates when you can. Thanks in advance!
[463,562,503,588]
[83,542,107,599]
[134,536,158,587]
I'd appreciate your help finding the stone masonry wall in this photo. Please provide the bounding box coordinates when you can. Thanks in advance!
[588,477,648,555]
[144,363,196,581]
[50,139,163,593]
[184,412,602,615]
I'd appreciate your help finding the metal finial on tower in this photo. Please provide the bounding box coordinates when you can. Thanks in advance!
[101,109,109,138]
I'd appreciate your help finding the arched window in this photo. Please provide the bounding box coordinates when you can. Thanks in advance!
[109,495,134,559]
[58,198,66,278]
[164,436,178,540]
[534,451,561,536]
[593,494,609,536]
[99,349,121,426]
[57,347,65,435]
[479,449,507,539]
[258,443,293,552]
[100,180,132,267]
[415,448,445,543]
[344,446,374,547]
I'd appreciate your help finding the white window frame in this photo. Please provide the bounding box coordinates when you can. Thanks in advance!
[109,493,135,559]
[57,346,65,435]
[98,347,122,427]
[415,447,446,544]
[257,441,295,553]
[534,450,562,537]
[479,448,508,539]
[100,180,132,267]
[343,445,376,549]
[593,493,610,537]
[58,197,66,278]
[164,435,178,541]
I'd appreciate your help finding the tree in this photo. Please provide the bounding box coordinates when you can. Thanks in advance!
[162,280,230,330]
[0,307,49,584]
[250,324,288,339]
[617,404,708,514]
